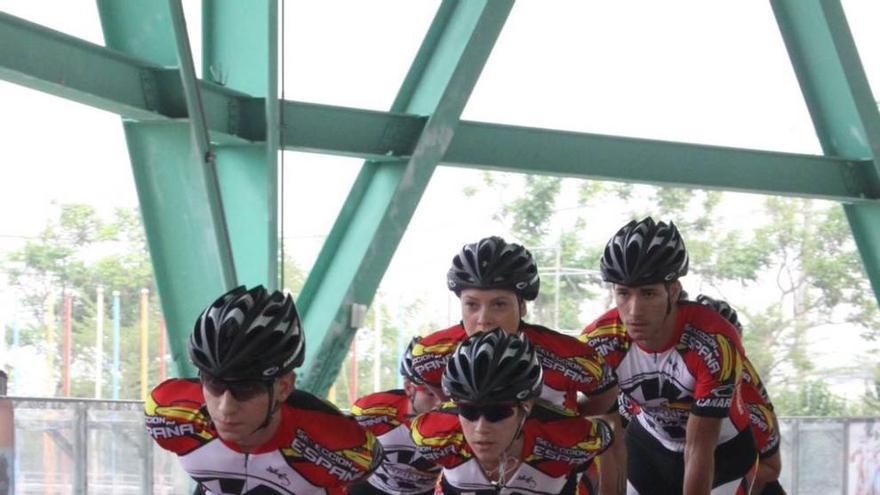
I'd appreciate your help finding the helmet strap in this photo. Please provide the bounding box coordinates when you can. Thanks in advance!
[252,381,277,433]
[664,281,674,316]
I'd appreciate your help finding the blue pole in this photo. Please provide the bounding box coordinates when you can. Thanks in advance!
[112,291,121,400]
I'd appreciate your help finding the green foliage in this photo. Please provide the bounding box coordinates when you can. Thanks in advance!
[773,380,853,417]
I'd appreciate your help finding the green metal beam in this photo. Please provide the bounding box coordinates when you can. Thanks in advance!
[297,0,514,395]
[772,0,880,303]
[96,0,237,378]
[203,0,279,290]
[4,11,878,203]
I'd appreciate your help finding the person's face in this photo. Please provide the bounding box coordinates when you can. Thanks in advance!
[460,288,525,337]
[458,402,525,465]
[613,281,680,349]
[201,372,294,450]
[404,379,443,414]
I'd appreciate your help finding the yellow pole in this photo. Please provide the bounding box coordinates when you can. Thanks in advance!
[140,288,149,401]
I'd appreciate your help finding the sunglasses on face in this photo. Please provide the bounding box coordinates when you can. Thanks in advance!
[457,403,517,423]
[199,373,271,402]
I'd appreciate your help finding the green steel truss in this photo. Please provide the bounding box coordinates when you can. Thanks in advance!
[1,0,879,392]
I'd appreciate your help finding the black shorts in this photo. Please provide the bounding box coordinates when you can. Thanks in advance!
[348,480,434,495]
[626,418,757,495]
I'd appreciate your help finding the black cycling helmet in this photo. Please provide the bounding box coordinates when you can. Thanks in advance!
[400,336,427,385]
[447,236,540,300]
[189,285,305,381]
[601,217,689,286]
[696,294,743,334]
[442,328,543,404]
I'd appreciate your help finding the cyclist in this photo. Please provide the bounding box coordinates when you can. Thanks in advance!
[411,328,614,494]
[348,337,443,494]
[580,218,757,495]
[145,285,381,495]
[696,295,785,495]
[414,236,618,416]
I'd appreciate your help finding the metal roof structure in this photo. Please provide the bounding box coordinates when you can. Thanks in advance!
[2,0,879,395]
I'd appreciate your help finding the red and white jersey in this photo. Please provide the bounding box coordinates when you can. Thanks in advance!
[410,402,612,495]
[740,358,780,459]
[413,323,615,412]
[350,390,440,494]
[581,303,750,452]
[145,379,381,495]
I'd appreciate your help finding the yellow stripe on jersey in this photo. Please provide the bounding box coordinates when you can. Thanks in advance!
[340,432,379,469]
[414,341,459,356]
[573,356,603,379]
[411,422,464,448]
[716,335,734,382]
[144,395,213,440]
[351,404,399,418]
[584,323,626,339]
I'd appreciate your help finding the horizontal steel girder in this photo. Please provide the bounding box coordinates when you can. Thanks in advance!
[2,8,878,204]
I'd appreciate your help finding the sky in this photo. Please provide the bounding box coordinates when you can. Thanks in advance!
[1,0,880,397]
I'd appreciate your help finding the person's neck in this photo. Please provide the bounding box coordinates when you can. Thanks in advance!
[234,411,281,453]
[480,435,524,482]
[641,309,679,351]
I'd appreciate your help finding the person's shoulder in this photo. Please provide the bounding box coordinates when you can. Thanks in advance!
[145,378,215,455]
[149,377,203,406]
[411,402,462,447]
[525,408,613,465]
[679,302,742,341]
[283,390,382,485]
[410,403,468,468]
[351,389,408,435]
[420,324,466,347]
[580,308,624,338]
[522,323,590,354]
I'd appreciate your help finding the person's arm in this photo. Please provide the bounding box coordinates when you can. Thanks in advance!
[578,385,618,417]
[683,414,722,495]
[753,451,782,494]
[596,411,626,495]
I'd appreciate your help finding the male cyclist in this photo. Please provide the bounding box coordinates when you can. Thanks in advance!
[581,218,757,495]
[348,337,443,494]
[145,286,381,494]
[412,329,614,494]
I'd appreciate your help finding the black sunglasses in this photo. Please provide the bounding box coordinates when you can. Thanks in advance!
[457,403,517,423]
[199,373,271,402]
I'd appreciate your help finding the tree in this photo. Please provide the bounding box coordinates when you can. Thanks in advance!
[473,174,880,416]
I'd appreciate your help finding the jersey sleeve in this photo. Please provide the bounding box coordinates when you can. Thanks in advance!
[351,390,407,437]
[579,310,629,370]
[749,403,781,459]
[679,325,743,418]
[410,404,470,470]
[523,411,614,476]
[412,326,466,386]
[144,378,216,456]
[283,392,384,488]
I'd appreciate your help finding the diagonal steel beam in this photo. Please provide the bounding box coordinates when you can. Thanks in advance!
[296,0,514,395]
[772,0,880,303]
[96,0,237,378]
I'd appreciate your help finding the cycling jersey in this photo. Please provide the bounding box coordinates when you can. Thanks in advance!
[145,378,381,495]
[740,358,780,459]
[349,389,439,495]
[414,323,615,412]
[410,401,613,495]
[580,302,751,452]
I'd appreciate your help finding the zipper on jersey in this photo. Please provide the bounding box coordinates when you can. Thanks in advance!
[243,453,249,492]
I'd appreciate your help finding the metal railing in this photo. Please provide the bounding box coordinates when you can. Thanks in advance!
[1,396,879,494]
